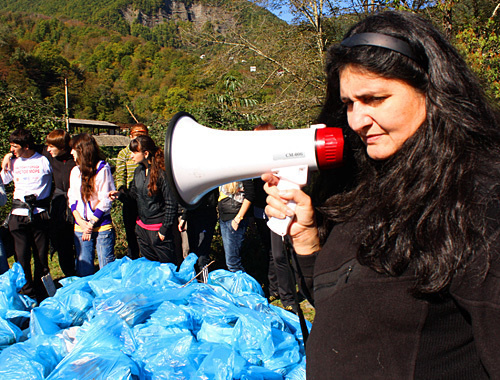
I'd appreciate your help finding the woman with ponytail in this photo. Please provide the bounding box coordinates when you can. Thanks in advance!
[111,135,178,263]
[68,133,116,276]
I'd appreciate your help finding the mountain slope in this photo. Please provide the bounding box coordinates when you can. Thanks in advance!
[0,0,280,35]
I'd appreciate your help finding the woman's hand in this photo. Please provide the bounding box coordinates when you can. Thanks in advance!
[158,231,165,241]
[262,173,320,255]
[82,232,91,241]
[108,190,119,200]
[74,212,94,234]
[231,218,240,231]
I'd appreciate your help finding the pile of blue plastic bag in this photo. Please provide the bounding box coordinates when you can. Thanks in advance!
[0,253,308,379]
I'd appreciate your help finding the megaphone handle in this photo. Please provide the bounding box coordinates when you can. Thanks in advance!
[267,178,299,237]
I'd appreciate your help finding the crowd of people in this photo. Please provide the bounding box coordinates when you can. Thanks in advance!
[1,9,500,377]
[0,125,297,310]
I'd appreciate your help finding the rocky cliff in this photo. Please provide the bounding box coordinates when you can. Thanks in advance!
[120,0,236,32]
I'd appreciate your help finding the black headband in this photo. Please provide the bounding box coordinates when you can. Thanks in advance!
[341,32,417,62]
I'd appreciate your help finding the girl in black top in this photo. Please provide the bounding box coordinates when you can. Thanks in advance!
[111,135,178,264]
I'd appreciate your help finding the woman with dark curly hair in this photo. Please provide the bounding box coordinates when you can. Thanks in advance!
[263,11,500,378]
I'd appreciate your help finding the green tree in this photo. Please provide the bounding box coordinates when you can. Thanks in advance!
[0,81,63,155]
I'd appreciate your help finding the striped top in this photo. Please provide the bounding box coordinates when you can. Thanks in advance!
[115,145,138,190]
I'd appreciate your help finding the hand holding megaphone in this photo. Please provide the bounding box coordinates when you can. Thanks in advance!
[262,172,321,253]
[165,112,345,236]
[265,165,308,236]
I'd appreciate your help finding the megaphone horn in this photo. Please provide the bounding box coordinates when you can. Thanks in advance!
[165,111,344,215]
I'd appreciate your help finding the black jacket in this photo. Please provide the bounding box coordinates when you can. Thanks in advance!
[43,149,76,223]
[297,189,500,379]
[119,164,177,237]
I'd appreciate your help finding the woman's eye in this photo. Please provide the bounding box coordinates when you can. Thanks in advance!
[366,96,386,104]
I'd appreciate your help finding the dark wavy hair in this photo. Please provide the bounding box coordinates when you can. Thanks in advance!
[9,128,35,150]
[315,11,500,294]
[70,133,103,203]
[129,135,165,196]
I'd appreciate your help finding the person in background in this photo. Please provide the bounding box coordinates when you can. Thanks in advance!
[0,177,9,275]
[1,128,52,302]
[252,123,297,313]
[68,133,115,276]
[2,130,77,277]
[110,135,178,264]
[44,129,77,277]
[114,124,149,259]
[263,11,500,378]
[218,180,255,272]
[178,188,218,280]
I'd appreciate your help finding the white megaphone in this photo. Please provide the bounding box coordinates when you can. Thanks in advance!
[165,112,345,236]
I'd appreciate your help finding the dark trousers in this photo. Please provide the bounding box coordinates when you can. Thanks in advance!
[49,220,76,277]
[135,224,176,264]
[49,195,76,276]
[255,218,296,307]
[123,201,140,259]
[9,213,50,302]
[187,211,217,270]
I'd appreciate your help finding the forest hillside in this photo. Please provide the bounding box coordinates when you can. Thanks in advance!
[1,0,498,149]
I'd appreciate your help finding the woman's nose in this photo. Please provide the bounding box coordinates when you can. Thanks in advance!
[348,102,372,132]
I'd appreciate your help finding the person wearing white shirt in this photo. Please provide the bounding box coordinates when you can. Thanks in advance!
[0,128,52,302]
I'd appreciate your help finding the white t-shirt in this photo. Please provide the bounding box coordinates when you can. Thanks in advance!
[1,152,52,216]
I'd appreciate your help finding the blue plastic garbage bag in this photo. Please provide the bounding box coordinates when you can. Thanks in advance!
[197,319,234,346]
[47,312,142,380]
[186,285,243,324]
[285,358,306,380]
[233,313,274,363]
[262,328,301,371]
[54,290,94,326]
[175,252,198,283]
[46,347,143,380]
[30,308,62,337]
[72,312,137,355]
[0,316,22,351]
[0,332,71,380]
[0,262,35,326]
[88,277,122,297]
[92,285,171,326]
[31,290,95,337]
[195,343,248,380]
[270,305,311,346]
[135,331,200,379]
[0,259,309,378]
[120,258,178,289]
[53,275,94,299]
[241,366,284,380]
[147,300,194,330]
[208,269,265,296]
